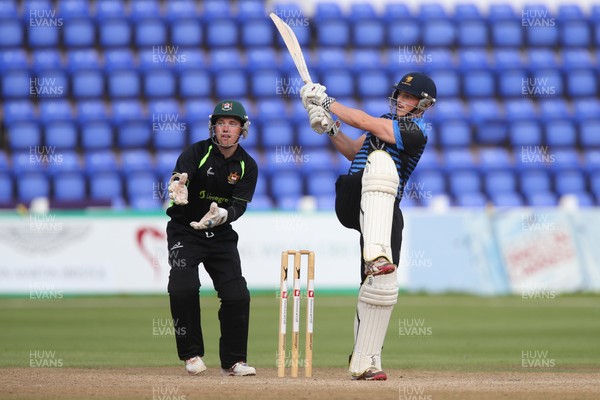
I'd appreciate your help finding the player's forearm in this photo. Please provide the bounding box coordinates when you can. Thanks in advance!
[329,102,373,132]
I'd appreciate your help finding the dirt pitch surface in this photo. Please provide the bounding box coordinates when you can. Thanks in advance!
[2,367,599,400]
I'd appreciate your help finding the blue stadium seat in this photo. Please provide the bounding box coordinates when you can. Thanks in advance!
[78,100,112,149]
[545,120,576,148]
[63,18,95,48]
[299,149,336,173]
[134,19,167,47]
[422,20,456,47]
[412,170,446,195]
[89,171,122,201]
[490,20,523,47]
[448,170,481,196]
[539,98,571,120]
[95,0,126,18]
[149,100,187,150]
[107,70,140,98]
[247,194,273,211]
[53,172,86,202]
[170,18,202,47]
[144,69,176,98]
[505,99,537,121]
[555,170,586,196]
[320,69,354,98]
[306,170,337,197]
[438,120,471,147]
[509,120,542,147]
[491,192,524,207]
[0,18,22,47]
[184,99,214,122]
[591,172,600,198]
[31,49,62,71]
[45,121,78,150]
[85,150,119,174]
[493,48,524,69]
[7,121,41,151]
[99,18,131,47]
[164,0,197,20]
[1,69,32,99]
[457,48,490,71]
[129,0,161,20]
[156,151,179,176]
[427,69,460,98]
[484,170,517,196]
[214,69,247,99]
[566,70,597,97]
[443,148,476,170]
[525,26,559,47]
[0,0,17,18]
[562,49,594,70]
[45,151,81,177]
[313,2,343,20]
[256,98,288,120]
[560,21,591,47]
[0,151,8,173]
[179,69,211,98]
[201,0,234,19]
[316,20,350,47]
[250,69,281,98]
[353,19,384,48]
[462,69,495,97]
[387,20,420,47]
[530,68,564,97]
[11,151,43,174]
[0,173,13,203]
[39,99,72,122]
[527,49,559,69]
[206,19,238,47]
[478,148,513,171]
[270,170,303,199]
[18,172,50,203]
[121,150,154,173]
[126,172,159,206]
[525,191,557,206]
[455,192,487,207]
[296,124,329,148]
[584,150,600,172]
[241,18,274,47]
[356,69,389,98]
[28,22,60,48]
[210,46,245,70]
[418,3,447,19]
[498,69,528,97]
[457,20,487,47]
[551,149,582,171]
[580,120,600,147]
[573,98,600,120]
[262,119,295,148]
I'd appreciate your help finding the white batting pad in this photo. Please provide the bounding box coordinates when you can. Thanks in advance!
[349,272,399,375]
[360,150,399,262]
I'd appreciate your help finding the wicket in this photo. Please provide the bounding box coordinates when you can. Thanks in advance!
[277,250,315,378]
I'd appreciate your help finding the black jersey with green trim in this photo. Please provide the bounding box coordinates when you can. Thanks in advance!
[348,113,428,201]
[166,139,258,226]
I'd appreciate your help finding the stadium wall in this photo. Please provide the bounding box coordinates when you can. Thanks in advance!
[1,209,599,296]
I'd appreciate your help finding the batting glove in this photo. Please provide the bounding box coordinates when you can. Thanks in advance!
[300,83,328,109]
[168,173,188,205]
[190,202,228,230]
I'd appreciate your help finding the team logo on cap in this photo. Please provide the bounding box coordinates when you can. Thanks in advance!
[221,102,232,111]
[402,76,413,86]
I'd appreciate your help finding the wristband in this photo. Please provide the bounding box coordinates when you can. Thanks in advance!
[322,96,336,112]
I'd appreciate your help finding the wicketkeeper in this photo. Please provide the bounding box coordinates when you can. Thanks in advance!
[300,73,437,380]
[166,100,258,376]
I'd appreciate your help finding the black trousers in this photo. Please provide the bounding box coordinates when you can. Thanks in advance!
[335,172,404,284]
[166,221,250,369]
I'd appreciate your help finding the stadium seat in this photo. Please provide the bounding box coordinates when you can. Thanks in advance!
[353,19,385,48]
[306,170,337,197]
[555,170,586,196]
[214,69,248,99]
[490,20,523,47]
[484,170,517,196]
[498,69,528,97]
[438,120,471,147]
[455,192,487,207]
[505,99,537,121]
[580,120,600,147]
[179,69,211,98]
[250,69,282,98]
[107,70,140,98]
[89,171,123,201]
[184,99,214,123]
[591,172,600,197]
[320,69,354,98]
[164,0,197,20]
[448,170,481,196]
[206,19,238,47]
[171,19,202,47]
[527,49,559,69]
[17,172,50,203]
[478,148,513,171]
[0,173,13,203]
[63,18,95,47]
[562,49,594,70]
[316,20,350,47]
[296,124,330,148]
[143,68,176,98]
[509,121,542,146]
[134,19,167,48]
[45,121,78,150]
[525,191,558,206]
[270,170,303,199]
[149,100,187,150]
[53,172,86,202]
[457,20,488,47]
[0,0,17,18]
[85,150,119,174]
[81,121,113,150]
[443,149,477,170]
[387,19,420,47]
[560,21,591,47]
[411,170,446,195]
[529,68,564,97]
[545,120,576,148]
[0,18,23,47]
[566,70,597,97]
[491,192,524,207]
[539,98,572,120]
[262,119,295,148]
[126,171,159,205]
[356,69,389,98]
[573,98,600,120]
[427,69,460,98]
[28,23,60,48]
[99,18,131,48]
[493,49,524,69]
[112,101,151,148]
[121,150,154,173]
[462,69,495,97]
[241,18,274,47]
[156,151,179,176]
[584,150,600,173]
[526,26,559,47]
[7,121,41,151]
[2,69,33,98]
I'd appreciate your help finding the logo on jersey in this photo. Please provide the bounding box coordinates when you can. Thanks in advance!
[207,166,214,176]
[221,102,232,111]
[227,171,240,185]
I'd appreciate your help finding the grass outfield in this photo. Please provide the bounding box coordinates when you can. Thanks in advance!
[0,293,598,371]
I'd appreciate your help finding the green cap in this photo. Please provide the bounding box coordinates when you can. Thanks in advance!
[210,100,248,125]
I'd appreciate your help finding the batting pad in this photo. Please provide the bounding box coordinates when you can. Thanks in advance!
[360,150,399,263]
[349,272,399,374]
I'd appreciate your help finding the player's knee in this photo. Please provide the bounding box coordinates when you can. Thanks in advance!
[168,268,200,295]
[218,277,250,305]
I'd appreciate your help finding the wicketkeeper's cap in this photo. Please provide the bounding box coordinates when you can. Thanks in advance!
[210,100,249,126]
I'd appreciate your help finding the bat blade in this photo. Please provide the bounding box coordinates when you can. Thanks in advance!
[270,12,312,84]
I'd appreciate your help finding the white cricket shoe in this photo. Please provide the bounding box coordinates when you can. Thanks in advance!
[221,361,256,376]
[185,356,207,375]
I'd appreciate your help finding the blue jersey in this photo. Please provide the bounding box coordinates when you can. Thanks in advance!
[348,113,428,201]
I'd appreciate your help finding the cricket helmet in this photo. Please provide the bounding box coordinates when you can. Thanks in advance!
[391,72,437,113]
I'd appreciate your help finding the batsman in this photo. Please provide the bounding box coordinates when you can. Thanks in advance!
[300,73,437,380]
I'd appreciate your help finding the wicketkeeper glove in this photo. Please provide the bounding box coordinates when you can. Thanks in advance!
[168,173,188,205]
[190,202,228,230]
